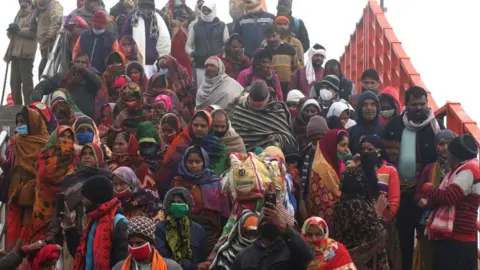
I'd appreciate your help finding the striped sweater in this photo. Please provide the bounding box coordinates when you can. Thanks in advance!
[264,43,300,83]
[422,161,480,242]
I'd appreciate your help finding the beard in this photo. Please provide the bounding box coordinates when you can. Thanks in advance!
[312,60,323,68]
[407,109,428,122]
[259,223,280,241]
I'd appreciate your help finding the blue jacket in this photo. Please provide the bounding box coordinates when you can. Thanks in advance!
[78,29,117,73]
[155,219,207,270]
[232,11,275,57]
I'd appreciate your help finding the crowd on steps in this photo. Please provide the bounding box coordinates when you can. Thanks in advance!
[1,0,479,269]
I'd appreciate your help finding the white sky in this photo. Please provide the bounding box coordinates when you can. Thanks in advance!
[1,0,478,125]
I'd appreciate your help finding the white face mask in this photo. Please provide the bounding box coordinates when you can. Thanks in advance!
[174,0,183,6]
[92,28,105,35]
[319,89,334,101]
[380,109,395,119]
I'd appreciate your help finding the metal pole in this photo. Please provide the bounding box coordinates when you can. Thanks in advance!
[1,62,9,106]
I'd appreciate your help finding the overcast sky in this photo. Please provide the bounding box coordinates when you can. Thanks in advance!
[1,0,478,125]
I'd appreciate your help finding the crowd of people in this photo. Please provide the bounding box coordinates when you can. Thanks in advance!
[1,0,480,269]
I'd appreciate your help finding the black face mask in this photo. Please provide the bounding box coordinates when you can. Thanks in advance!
[407,109,428,122]
[214,130,227,138]
[360,151,381,167]
[259,223,280,241]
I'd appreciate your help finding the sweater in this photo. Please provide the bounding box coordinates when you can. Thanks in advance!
[264,43,300,83]
[232,11,275,57]
[376,161,401,222]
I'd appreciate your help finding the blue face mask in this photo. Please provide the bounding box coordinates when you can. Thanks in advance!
[76,131,94,145]
[16,124,28,136]
[159,68,169,76]
[140,146,157,157]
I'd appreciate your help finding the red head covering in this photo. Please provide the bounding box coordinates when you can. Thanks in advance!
[113,76,128,89]
[30,244,61,270]
[319,129,347,177]
[274,15,290,24]
[154,94,173,112]
[92,11,108,29]
[81,143,105,168]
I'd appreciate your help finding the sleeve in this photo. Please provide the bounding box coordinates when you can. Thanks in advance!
[274,73,284,101]
[237,71,247,87]
[291,52,300,72]
[423,170,474,206]
[232,19,241,35]
[296,40,305,66]
[46,2,63,41]
[111,219,129,266]
[121,16,133,37]
[415,165,431,202]
[309,84,317,98]
[156,14,171,57]
[383,168,400,222]
[223,25,230,43]
[0,250,24,270]
[17,27,36,40]
[72,37,81,59]
[155,222,172,259]
[32,73,63,97]
[281,227,314,269]
[78,68,101,96]
[65,227,81,256]
[298,20,310,51]
[185,26,195,57]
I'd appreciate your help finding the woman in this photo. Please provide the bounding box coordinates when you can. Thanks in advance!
[51,95,75,126]
[302,216,356,270]
[286,89,305,119]
[218,34,252,80]
[137,121,165,177]
[360,135,401,269]
[119,35,141,63]
[97,103,115,140]
[2,107,48,251]
[159,113,183,149]
[331,164,389,269]
[155,187,207,270]
[211,108,246,153]
[112,82,153,133]
[29,102,58,134]
[153,94,173,125]
[327,101,356,129]
[31,126,76,242]
[161,0,195,77]
[293,98,322,151]
[125,62,148,92]
[174,145,230,253]
[307,129,349,227]
[103,51,127,99]
[73,116,102,154]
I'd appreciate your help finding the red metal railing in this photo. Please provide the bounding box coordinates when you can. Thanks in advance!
[340,0,480,144]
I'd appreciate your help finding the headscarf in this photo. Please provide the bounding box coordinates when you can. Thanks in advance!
[160,113,183,145]
[327,101,357,129]
[305,46,327,84]
[154,94,173,112]
[73,116,102,154]
[103,51,127,91]
[286,90,305,103]
[78,143,105,169]
[119,36,139,62]
[359,134,389,163]
[200,0,217,22]
[307,115,329,139]
[137,121,163,172]
[320,129,347,178]
[30,244,61,270]
[110,132,141,168]
[51,97,75,126]
[113,82,153,132]
[125,61,148,91]
[28,102,58,134]
[211,108,247,153]
[293,99,321,150]
[113,166,141,192]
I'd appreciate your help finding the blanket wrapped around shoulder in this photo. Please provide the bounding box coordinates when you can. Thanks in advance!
[230,97,297,151]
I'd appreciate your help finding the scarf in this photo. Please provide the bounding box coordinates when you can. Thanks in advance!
[132,9,159,39]
[103,52,127,89]
[293,99,321,151]
[230,95,297,151]
[72,198,121,270]
[402,108,441,133]
[212,108,247,153]
[30,244,61,270]
[113,83,153,133]
[31,126,76,240]
[119,36,139,61]
[165,215,193,261]
[73,116,103,154]
[110,133,144,171]
[113,166,141,192]
[305,47,326,84]
[301,143,315,198]
[121,249,167,270]
[29,102,58,134]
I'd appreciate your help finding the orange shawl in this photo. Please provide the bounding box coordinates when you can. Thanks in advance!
[121,248,167,270]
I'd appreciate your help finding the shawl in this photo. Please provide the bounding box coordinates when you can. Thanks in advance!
[103,52,127,97]
[30,244,61,270]
[121,249,167,270]
[113,166,141,192]
[195,59,244,110]
[210,210,258,269]
[72,198,122,270]
[113,82,153,133]
[166,215,192,261]
[124,189,162,218]
[144,74,184,117]
[32,126,76,240]
[403,107,441,134]
[293,99,321,151]
[154,94,173,112]
[125,62,148,91]
[28,102,58,134]
[119,36,140,62]
[51,98,75,126]
[230,94,297,151]
[211,108,246,153]
[11,107,49,176]
[73,116,103,155]
[305,47,327,84]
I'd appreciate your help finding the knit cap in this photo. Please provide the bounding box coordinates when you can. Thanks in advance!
[307,115,329,139]
[138,0,155,8]
[448,134,478,162]
[92,11,108,29]
[286,90,305,103]
[319,75,340,92]
[81,175,114,205]
[128,216,156,244]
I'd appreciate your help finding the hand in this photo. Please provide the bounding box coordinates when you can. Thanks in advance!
[114,110,128,128]
[374,195,388,216]
[7,23,19,34]
[24,240,46,253]
[198,261,212,270]
[263,202,288,233]
[59,202,74,229]
[418,198,428,208]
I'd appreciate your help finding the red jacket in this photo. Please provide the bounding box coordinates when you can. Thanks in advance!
[378,86,402,124]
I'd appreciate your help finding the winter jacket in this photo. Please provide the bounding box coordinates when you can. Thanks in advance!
[288,16,310,51]
[32,67,101,119]
[110,1,126,19]
[339,74,355,101]
[232,11,275,57]
[155,219,207,270]
[0,249,25,270]
[233,227,313,270]
[347,91,385,154]
[5,8,37,61]
[378,86,402,124]
[186,18,229,68]
[35,0,63,50]
[73,29,119,74]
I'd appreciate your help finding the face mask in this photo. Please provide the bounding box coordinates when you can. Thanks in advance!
[173,0,183,6]
[114,188,132,198]
[140,146,157,157]
[214,130,227,138]
[159,68,169,76]
[380,109,395,119]
[129,73,141,82]
[128,242,152,261]
[126,100,138,108]
[337,151,347,160]
[102,117,112,126]
[169,203,189,218]
[166,133,177,144]
[92,28,105,35]
[259,223,280,240]
[76,131,94,145]
[360,151,381,167]
[319,89,334,101]
[201,12,215,22]
[16,124,28,135]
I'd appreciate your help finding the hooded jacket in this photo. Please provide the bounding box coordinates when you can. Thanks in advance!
[347,91,385,154]
[378,86,401,124]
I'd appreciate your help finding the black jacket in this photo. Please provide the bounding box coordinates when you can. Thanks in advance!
[110,1,125,19]
[288,16,310,51]
[233,227,313,270]
[0,249,26,270]
[32,67,101,119]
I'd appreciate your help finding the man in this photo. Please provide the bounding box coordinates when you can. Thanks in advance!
[289,44,326,95]
[211,108,247,153]
[324,59,355,101]
[361,68,380,93]
[420,134,480,270]
[276,0,310,51]
[273,15,304,66]
[196,56,243,110]
[113,216,182,270]
[232,0,275,57]
[123,0,171,77]
[347,90,385,154]
[230,80,297,151]
[186,0,229,88]
[218,34,251,80]
[378,86,401,124]
[263,24,300,98]
[4,0,37,105]
[382,86,442,270]
[233,202,313,269]
[35,0,63,78]
[110,0,135,19]
[32,53,101,119]
[74,0,117,33]
[310,74,351,114]
[62,175,129,269]
[73,11,119,73]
